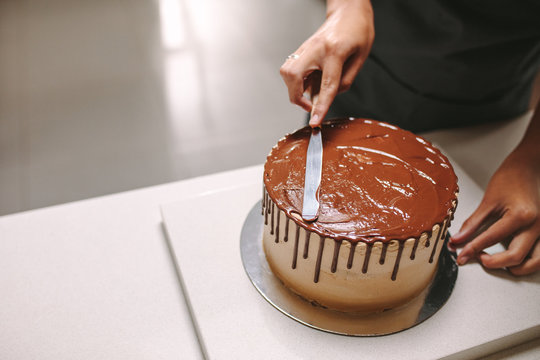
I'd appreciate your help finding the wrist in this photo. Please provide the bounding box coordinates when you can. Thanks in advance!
[510,106,540,169]
[508,144,540,172]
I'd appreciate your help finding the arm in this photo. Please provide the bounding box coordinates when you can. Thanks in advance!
[279,0,374,127]
[450,102,540,275]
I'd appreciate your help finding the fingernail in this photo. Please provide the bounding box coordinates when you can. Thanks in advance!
[310,114,319,126]
[450,230,463,241]
[457,255,470,265]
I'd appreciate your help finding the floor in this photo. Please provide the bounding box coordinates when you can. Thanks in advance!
[0,1,535,217]
[0,0,325,215]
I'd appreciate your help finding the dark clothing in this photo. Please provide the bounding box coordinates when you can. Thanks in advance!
[327,0,540,132]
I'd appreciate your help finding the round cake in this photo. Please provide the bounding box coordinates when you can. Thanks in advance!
[262,118,458,313]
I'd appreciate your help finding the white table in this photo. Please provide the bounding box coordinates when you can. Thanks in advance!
[1,113,538,359]
[0,174,239,360]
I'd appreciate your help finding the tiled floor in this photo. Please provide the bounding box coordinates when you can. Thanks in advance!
[0,0,326,215]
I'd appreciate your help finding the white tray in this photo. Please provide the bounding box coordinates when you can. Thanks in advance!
[161,165,540,360]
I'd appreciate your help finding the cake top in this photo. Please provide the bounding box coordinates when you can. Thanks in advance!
[264,118,458,243]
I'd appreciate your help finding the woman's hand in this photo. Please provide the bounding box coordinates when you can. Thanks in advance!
[280,0,374,127]
[450,110,540,276]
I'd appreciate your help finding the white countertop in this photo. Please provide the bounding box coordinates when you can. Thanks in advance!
[0,170,255,359]
[1,113,538,359]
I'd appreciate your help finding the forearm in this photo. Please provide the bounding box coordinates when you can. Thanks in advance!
[326,0,372,17]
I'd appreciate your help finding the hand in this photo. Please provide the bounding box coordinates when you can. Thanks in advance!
[450,148,540,276]
[280,0,374,127]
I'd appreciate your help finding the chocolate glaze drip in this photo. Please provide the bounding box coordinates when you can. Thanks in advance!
[392,242,405,281]
[266,198,457,281]
[347,242,357,269]
[379,243,389,265]
[271,202,276,235]
[264,192,269,225]
[284,218,289,242]
[263,118,458,243]
[292,224,300,269]
[303,232,311,259]
[430,221,447,263]
[331,241,341,273]
[362,244,373,274]
[275,209,280,243]
[410,237,420,260]
[314,236,325,283]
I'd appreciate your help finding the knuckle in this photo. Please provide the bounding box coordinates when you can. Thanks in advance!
[506,249,526,266]
[340,79,353,91]
[321,77,338,93]
[465,243,480,255]
[289,93,302,104]
[324,37,341,51]
[512,205,538,225]
[279,66,298,80]
[324,38,351,58]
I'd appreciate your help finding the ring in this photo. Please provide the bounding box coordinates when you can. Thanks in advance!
[286,54,300,60]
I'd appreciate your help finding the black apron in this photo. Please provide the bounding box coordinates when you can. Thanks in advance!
[327,0,540,132]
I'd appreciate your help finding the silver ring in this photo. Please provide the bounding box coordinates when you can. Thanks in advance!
[286,54,300,60]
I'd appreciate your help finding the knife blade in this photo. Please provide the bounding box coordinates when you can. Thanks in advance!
[302,125,323,222]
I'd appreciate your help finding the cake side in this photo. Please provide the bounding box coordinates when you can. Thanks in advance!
[262,189,457,312]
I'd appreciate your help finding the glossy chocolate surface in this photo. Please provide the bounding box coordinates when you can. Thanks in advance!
[263,118,458,243]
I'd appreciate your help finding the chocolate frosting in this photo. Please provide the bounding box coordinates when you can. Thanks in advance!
[264,118,458,243]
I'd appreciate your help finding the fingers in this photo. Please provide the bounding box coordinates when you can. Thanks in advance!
[456,213,523,265]
[339,53,364,92]
[280,46,362,124]
[508,239,540,275]
[280,53,316,113]
[478,230,538,269]
[310,57,343,127]
[450,202,492,245]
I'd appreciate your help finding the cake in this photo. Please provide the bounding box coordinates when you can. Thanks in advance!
[262,118,458,313]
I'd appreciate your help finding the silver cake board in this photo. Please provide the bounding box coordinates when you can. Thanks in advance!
[240,201,458,336]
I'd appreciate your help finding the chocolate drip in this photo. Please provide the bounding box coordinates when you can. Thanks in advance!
[264,195,269,225]
[284,218,289,242]
[270,202,275,235]
[362,244,373,273]
[292,225,300,269]
[261,186,265,215]
[275,209,280,243]
[347,242,357,269]
[331,241,341,273]
[410,237,420,260]
[379,243,389,265]
[392,242,405,281]
[314,236,325,283]
[303,232,311,259]
[430,221,447,263]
